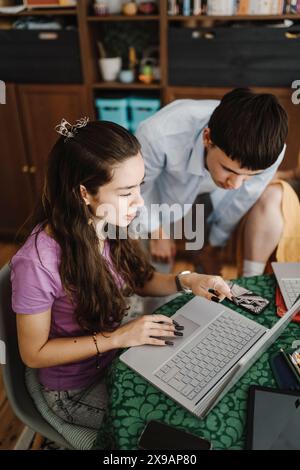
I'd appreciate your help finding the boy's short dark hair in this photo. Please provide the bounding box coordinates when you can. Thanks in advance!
[207,88,288,171]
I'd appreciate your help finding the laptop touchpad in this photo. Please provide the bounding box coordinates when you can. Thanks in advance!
[175,296,223,327]
[175,314,201,338]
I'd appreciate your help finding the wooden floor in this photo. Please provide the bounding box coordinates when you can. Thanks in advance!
[0,241,236,450]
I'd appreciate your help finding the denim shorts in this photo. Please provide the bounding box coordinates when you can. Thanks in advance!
[41,375,108,430]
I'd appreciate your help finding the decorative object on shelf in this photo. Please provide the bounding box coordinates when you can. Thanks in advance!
[206,0,237,16]
[138,45,160,83]
[98,21,156,82]
[138,1,157,15]
[99,56,122,81]
[119,69,135,83]
[106,0,123,14]
[122,0,138,16]
[182,0,191,16]
[93,0,109,16]
[168,0,179,15]
[139,62,153,84]
[119,46,136,83]
[59,0,76,5]
[193,0,202,15]
[97,41,122,81]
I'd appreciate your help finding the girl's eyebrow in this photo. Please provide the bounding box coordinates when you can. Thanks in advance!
[117,176,145,190]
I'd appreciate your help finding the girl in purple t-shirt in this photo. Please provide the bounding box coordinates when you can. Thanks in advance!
[11,118,231,430]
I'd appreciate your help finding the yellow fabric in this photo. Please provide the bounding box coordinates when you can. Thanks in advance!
[236,180,300,277]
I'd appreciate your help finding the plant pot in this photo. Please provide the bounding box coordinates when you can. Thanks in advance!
[119,69,135,84]
[99,57,122,82]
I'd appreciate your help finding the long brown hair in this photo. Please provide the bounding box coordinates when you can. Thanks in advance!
[21,120,154,333]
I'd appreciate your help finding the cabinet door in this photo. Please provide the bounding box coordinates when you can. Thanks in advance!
[0,84,34,238]
[18,85,90,193]
[164,86,300,170]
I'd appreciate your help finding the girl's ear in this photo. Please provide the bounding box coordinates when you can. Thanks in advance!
[80,185,90,206]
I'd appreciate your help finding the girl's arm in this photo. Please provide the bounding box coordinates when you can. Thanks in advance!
[16,309,118,369]
[16,309,176,368]
[135,272,178,297]
[135,271,232,300]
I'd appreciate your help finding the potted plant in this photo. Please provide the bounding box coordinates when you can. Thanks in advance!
[98,22,156,82]
[97,41,122,82]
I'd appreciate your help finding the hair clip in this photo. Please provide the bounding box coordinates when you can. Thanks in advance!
[55,117,89,142]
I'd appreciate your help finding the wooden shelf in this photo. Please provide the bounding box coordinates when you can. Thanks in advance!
[87,15,160,22]
[93,82,162,90]
[168,14,300,21]
[0,8,77,17]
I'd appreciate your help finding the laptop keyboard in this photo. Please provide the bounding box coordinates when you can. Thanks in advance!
[154,311,264,401]
[282,278,300,308]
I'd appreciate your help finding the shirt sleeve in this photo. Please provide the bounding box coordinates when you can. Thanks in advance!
[11,256,59,314]
[208,144,286,247]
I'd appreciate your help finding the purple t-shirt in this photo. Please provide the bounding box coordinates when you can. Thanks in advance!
[11,228,124,391]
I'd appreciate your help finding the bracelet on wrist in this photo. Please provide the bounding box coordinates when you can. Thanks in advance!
[92,332,101,369]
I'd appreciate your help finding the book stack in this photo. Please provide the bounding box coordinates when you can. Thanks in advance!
[238,0,284,14]
[168,0,300,16]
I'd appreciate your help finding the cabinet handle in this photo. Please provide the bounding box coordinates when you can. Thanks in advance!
[21,165,29,173]
[285,32,300,39]
[29,166,37,174]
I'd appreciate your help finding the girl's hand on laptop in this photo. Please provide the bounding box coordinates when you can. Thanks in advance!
[112,314,181,348]
[179,273,232,302]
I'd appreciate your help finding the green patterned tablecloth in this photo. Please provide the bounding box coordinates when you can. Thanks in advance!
[94,275,299,450]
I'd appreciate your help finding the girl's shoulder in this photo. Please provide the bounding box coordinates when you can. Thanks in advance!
[11,227,61,275]
[11,228,63,314]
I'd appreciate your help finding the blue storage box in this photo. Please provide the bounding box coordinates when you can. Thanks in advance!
[95,98,130,130]
[128,97,160,132]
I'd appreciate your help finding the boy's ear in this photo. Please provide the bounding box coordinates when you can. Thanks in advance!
[79,184,90,206]
[203,128,212,147]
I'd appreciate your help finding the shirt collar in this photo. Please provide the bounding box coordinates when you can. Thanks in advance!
[187,129,207,176]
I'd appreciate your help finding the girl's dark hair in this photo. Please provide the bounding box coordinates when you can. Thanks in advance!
[21,120,154,333]
[208,88,288,171]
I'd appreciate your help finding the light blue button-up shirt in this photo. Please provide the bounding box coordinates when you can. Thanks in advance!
[136,99,286,247]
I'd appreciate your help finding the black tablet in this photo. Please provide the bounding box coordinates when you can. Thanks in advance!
[246,385,300,450]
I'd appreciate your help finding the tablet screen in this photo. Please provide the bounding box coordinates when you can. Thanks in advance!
[246,386,300,450]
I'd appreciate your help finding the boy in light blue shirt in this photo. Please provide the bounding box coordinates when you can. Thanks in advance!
[136,88,288,277]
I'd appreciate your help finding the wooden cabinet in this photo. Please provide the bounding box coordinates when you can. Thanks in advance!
[18,84,90,193]
[164,86,300,170]
[0,84,90,237]
[0,84,33,238]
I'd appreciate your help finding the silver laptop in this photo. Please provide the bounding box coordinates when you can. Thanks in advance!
[272,262,300,309]
[120,294,300,419]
